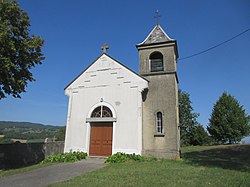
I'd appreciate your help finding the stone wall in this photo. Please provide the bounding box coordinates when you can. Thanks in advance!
[137,37,180,159]
[0,142,64,169]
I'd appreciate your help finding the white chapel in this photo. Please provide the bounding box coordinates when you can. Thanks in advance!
[64,24,180,158]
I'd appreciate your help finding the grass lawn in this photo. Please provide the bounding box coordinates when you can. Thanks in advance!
[51,144,250,187]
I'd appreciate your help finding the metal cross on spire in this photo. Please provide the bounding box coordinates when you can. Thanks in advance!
[101,44,109,53]
[154,10,161,25]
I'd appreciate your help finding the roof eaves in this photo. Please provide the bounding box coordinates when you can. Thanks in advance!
[136,40,177,48]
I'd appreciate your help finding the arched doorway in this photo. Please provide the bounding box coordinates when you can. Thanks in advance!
[88,105,115,156]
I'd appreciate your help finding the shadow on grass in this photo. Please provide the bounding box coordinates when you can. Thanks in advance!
[182,145,250,172]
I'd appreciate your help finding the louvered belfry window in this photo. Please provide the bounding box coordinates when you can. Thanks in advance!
[150,52,163,72]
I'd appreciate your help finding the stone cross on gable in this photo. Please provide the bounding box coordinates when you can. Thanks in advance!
[101,44,109,53]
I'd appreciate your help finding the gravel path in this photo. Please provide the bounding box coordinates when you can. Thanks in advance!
[0,158,105,187]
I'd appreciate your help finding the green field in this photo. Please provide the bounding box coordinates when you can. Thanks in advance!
[0,121,64,143]
[51,144,250,187]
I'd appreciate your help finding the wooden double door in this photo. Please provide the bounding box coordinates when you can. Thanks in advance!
[89,122,113,156]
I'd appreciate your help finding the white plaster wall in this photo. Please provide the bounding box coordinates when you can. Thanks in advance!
[64,54,148,155]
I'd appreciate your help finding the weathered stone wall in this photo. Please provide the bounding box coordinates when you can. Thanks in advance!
[137,41,180,159]
[141,74,180,159]
[0,142,64,169]
[138,42,177,75]
[43,141,64,158]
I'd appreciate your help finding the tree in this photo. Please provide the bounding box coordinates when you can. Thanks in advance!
[0,0,44,99]
[55,126,66,141]
[179,89,210,146]
[207,92,250,144]
[179,89,199,146]
[0,137,14,144]
[190,124,211,146]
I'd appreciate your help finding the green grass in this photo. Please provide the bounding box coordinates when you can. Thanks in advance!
[51,144,250,187]
[0,163,52,178]
[182,144,250,172]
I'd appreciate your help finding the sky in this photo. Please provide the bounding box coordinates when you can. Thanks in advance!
[0,0,250,141]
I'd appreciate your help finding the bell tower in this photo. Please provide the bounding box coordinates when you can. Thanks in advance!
[136,24,180,158]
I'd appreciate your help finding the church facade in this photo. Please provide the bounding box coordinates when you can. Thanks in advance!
[64,24,180,158]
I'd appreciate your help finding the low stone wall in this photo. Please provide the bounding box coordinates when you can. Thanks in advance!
[0,142,64,169]
[43,141,64,158]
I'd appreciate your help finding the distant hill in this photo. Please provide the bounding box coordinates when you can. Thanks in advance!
[0,121,65,143]
[0,121,59,129]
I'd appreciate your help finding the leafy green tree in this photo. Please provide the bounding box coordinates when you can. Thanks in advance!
[0,0,44,99]
[207,92,250,144]
[55,126,66,141]
[179,89,199,146]
[190,124,211,146]
[0,137,14,144]
[179,89,211,146]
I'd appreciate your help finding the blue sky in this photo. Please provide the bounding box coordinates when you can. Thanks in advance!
[0,0,250,139]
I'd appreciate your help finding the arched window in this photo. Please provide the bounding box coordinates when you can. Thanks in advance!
[156,112,163,134]
[150,52,163,72]
[91,106,112,118]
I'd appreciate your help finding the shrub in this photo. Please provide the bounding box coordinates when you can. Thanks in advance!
[41,151,87,164]
[105,152,145,163]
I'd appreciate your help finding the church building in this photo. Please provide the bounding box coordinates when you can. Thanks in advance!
[64,24,180,158]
